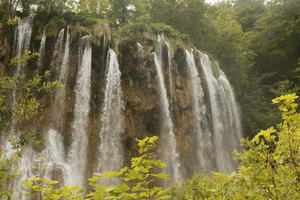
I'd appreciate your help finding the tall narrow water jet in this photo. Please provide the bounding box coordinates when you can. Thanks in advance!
[54,28,65,53]
[153,49,180,181]
[164,41,173,108]
[185,50,213,171]
[98,49,124,181]
[66,37,92,187]
[137,42,144,67]
[11,16,34,124]
[52,27,70,129]
[37,28,47,73]
[50,28,65,71]
[199,52,242,173]
[5,17,34,168]
[43,28,71,182]
[14,16,34,74]
[6,17,35,200]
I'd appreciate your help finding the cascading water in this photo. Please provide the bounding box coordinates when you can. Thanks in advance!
[185,50,214,172]
[199,52,242,173]
[218,71,242,140]
[37,28,47,73]
[66,37,92,187]
[98,49,124,182]
[153,36,181,181]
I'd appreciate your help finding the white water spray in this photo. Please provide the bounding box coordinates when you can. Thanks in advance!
[14,16,34,74]
[37,28,47,72]
[199,52,242,173]
[66,37,92,186]
[153,45,180,180]
[99,49,124,180]
[185,50,213,171]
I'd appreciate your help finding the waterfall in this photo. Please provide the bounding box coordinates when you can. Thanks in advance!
[66,37,92,186]
[185,50,213,171]
[2,20,245,190]
[44,129,70,182]
[11,148,35,200]
[199,52,242,173]
[98,49,124,180]
[164,41,173,108]
[10,16,34,128]
[54,28,65,54]
[218,71,242,140]
[50,28,65,71]
[4,16,34,200]
[137,42,144,67]
[43,27,71,182]
[14,16,34,74]
[37,28,47,73]
[52,27,70,128]
[153,36,181,180]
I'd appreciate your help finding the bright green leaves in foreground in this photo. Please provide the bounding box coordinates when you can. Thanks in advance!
[0,151,19,199]
[23,177,84,200]
[172,93,300,200]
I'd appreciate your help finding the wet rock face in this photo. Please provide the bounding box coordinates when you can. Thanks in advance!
[117,38,203,178]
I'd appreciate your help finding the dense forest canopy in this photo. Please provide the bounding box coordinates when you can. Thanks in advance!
[2,0,298,137]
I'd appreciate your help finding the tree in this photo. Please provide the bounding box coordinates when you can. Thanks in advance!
[107,0,131,27]
[234,0,266,32]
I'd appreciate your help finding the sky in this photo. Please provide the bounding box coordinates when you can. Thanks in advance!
[205,0,223,4]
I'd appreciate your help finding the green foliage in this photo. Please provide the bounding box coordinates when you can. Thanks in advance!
[118,22,188,42]
[1,52,61,150]
[22,177,84,200]
[0,151,19,199]
[118,22,150,40]
[171,94,300,200]
[10,50,40,66]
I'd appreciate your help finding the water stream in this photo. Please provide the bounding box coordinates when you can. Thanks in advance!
[66,37,92,186]
[98,49,124,182]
